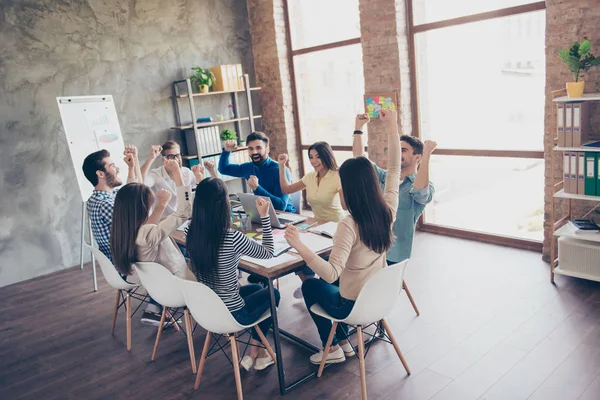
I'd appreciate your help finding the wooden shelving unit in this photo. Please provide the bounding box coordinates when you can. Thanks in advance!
[171,74,261,161]
[550,90,600,284]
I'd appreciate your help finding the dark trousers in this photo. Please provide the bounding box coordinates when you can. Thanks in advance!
[231,284,281,341]
[302,278,355,347]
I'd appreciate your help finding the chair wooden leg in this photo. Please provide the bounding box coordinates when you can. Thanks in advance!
[229,334,244,400]
[403,281,420,316]
[194,331,212,390]
[111,290,120,334]
[126,292,132,351]
[184,309,197,373]
[165,309,181,332]
[381,319,410,375]
[318,322,338,378]
[254,325,276,363]
[357,325,368,400]
[234,332,241,362]
[151,307,167,361]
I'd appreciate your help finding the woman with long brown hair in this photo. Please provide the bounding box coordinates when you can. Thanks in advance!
[186,178,280,372]
[277,141,347,298]
[110,159,197,282]
[284,109,401,365]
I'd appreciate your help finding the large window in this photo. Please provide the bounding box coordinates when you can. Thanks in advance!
[285,0,363,179]
[411,1,546,244]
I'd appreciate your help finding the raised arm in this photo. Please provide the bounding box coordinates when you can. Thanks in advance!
[413,141,436,190]
[352,113,370,157]
[379,109,401,218]
[234,198,274,259]
[141,145,162,182]
[138,162,192,247]
[277,153,306,194]
[249,171,291,211]
[123,150,137,184]
[124,145,143,184]
[218,140,245,177]
[203,160,220,179]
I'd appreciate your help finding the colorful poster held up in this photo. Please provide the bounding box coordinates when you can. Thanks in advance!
[364,92,398,119]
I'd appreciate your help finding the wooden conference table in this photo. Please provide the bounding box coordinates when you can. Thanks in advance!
[171,214,332,395]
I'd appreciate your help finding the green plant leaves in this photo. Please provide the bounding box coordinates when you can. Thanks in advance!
[579,40,591,56]
[220,128,237,141]
[559,39,600,82]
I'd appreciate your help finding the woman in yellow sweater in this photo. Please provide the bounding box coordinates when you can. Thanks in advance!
[284,109,401,365]
[278,141,347,298]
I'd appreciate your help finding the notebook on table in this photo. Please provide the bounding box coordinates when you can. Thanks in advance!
[308,222,338,238]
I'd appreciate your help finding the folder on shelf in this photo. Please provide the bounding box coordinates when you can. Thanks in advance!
[226,65,237,90]
[572,102,590,147]
[569,152,578,194]
[210,65,230,92]
[563,152,571,193]
[597,153,600,196]
[236,64,244,89]
[564,104,573,147]
[585,152,597,196]
[557,103,565,147]
[577,152,585,194]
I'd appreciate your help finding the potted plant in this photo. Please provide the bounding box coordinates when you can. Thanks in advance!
[558,39,600,98]
[220,128,237,147]
[189,67,216,94]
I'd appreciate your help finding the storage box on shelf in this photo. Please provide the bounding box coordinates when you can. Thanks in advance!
[550,90,600,284]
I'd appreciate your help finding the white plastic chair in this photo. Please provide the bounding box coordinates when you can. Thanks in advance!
[178,278,277,400]
[289,190,302,214]
[134,262,195,373]
[310,260,411,400]
[86,245,146,351]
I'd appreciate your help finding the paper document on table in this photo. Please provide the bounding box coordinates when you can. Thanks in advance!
[241,253,297,268]
[289,232,333,254]
[308,222,338,238]
[177,220,190,232]
[255,239,292,256]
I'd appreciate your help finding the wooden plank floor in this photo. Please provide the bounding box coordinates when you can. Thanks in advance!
[1,232,599,400]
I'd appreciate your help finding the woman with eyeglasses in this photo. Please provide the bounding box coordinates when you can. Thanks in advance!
[142,140,218,217]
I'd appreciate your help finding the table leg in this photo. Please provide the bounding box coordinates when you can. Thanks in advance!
[267,278,286,395]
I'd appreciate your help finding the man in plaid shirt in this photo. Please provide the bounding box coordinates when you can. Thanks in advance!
[83,146,164,326]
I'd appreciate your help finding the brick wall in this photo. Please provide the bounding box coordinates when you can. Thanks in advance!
[543,0,600,260]
[245,0,300,179]
[358,0,412,168]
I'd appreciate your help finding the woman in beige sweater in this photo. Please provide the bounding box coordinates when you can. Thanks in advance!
[284,109,401,365]
[110,159,200,284]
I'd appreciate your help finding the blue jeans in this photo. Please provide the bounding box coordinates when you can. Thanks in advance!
[231,284,281,340]
[302,278,355,347]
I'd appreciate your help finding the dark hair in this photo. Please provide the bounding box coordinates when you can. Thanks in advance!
[339,157,393,253]
[308,141,338,171]
[400,135,423,155]
[187,178,231,283]
[82,150,110,186]
[110,183,154,276]
[246,131,269,145]
[161,140,180,156]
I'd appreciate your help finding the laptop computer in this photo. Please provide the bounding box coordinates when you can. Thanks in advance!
[237,193,306,229]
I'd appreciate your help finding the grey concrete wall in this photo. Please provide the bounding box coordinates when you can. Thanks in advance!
[0,0,255,287]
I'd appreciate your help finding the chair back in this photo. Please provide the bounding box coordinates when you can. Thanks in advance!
[133,262,185,308]
[86,245,138,291]
[178,278,249,334]
[289,191,302,214]
[343,259,409,326]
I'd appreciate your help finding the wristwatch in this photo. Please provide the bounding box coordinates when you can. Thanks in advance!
[353,130,363,135]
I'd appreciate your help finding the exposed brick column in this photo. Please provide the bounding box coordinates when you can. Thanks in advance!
[246,0,300,179]
[359,0,413,168]
[543,0,600,260]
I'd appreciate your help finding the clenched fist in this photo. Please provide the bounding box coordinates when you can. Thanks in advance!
[277,153,289,166]
[191,164,205,182]
[156,189,172,206]
[256,197,270,218]
[223,140,238,152]
[247,175,259,190]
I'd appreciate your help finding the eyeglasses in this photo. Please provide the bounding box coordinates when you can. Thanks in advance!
[163,153,181,160]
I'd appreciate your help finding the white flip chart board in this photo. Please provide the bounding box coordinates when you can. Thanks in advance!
[57,95,127,202]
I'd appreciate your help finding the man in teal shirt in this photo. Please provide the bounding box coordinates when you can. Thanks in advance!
[353,114,436,315]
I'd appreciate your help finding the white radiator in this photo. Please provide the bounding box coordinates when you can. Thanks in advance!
[558,236,600,278]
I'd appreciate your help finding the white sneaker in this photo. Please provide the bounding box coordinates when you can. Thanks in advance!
[293,286,303,299]
[340,341,355,357]
[240,355,254,371]
[309,347,346,365]
[254,353,275,370]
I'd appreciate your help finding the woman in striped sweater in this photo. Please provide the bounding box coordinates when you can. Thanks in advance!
[186,177,280,371]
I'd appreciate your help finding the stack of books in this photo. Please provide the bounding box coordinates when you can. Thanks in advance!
[210,64,245,92]
[568,219,600,234]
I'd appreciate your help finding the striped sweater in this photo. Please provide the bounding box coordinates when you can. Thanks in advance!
[187,216,274,311]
